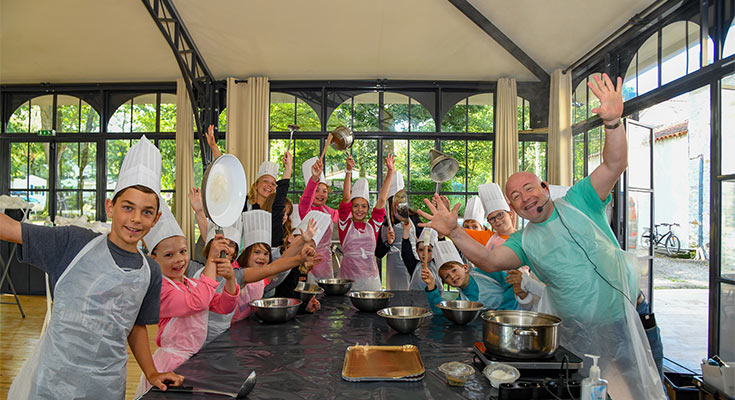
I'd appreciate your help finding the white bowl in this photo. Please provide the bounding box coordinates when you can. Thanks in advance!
[483,363,520,388]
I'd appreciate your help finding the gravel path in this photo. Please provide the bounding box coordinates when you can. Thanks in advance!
[653,255,709,289]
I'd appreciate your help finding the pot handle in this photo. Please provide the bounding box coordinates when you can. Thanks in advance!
[513,328,538,336]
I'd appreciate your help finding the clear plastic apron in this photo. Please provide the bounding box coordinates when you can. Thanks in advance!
[308,221,334,280]
[459,270,508,309]
[9,235,150,400]
[134,276,209,398]
[408,260,442,293]
[521,199,665,399]
[485,232,507,251]
[338,221,381,291]
[381,222,414,290]
[232,279,265,323]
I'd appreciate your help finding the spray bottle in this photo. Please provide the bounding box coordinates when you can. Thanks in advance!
[581,354,608,400]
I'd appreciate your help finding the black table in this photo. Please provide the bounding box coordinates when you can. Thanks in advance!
[142,291,495,399]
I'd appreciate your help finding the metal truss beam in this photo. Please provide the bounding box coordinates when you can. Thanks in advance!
[141,0,215,165]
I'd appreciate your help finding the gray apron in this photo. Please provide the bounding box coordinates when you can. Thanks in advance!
[381,222,414,290]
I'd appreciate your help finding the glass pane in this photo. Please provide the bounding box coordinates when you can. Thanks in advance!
[106,139,132,191]
[161,192,175,213]
[11,189,49,224]
[573,132,584,182]
[353,93,379,132]
[628,123,652,189]
[270,92,295,132]
[269,139,288,173]
[409,140,434,192]
[439,140,466,192]
[80,101,100,132]
[291,139,320,193]
[218,108,227,132]
[573,79,589,123]
[628,191,652,257]
[442,98,466,132]
[638,34,659,96]
[722,181,735,279]
[296,98,320,131]
[467,140,494,190]
[519,140,547,182]
[720,283,735,361]
[327,100,352,131]
[661,22,688,85]
[587,127,603,173]
[108,100,132,132]
[382,139,408,185]
[160,93,176,132]
[29,95,54,133]
[468,93,493,133]
[723,73,735,175]
[10,143,28,188]
[324,144,347,192]
[132,94,157,132]
[56,191,96,220]
[622,53,638,101]
[7,101,30,132]
[724,23,735,58]
[517,97,530,131]
[193,139,204,188]
[57,142,96,190]
[410,101,435,132]
[56,95,79,132]
[159,139,176,191]
[445,194,466,219]
[352,139,378,190]
[383,92,409,132]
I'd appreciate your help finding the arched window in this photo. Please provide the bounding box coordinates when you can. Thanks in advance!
[573,73,602,124]
[441,93,493,133]
[108,93,177,133]
[270,92,320,132]
[723,20,735,59]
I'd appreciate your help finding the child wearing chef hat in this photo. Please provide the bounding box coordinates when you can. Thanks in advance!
[422,239,519,314]
[4,136,184,399]
[336,154,395,290]
[462,196,486,231]
[231,210,319,323]
[134,204,239,397]
[399,225,441,292]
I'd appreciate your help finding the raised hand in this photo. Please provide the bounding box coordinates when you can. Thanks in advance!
[311,159,324,181]
[421,267,436,291]
[216,259,235,281]
[385,153,395,173]
[386,228,395,245]
[188,187,203,213]
[300,218,317,243]
[282,150,293,179]
[299,244,316,263]
[417,193,461,238]
[205,124,217,148]
[588,73,623,125]
[346,154,356,172]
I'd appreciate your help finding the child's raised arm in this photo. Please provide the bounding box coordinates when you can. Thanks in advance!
[188,187,209,241]
[205,124,223,159]
[376,154,395,210]
[341,154,355,204]
[0,213,22,244]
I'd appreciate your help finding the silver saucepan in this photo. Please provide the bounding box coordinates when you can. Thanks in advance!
[481,310,561,359]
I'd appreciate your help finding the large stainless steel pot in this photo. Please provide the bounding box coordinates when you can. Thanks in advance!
[481,310,561,359]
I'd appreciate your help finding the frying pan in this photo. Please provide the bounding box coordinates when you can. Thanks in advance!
[201,154,247,256]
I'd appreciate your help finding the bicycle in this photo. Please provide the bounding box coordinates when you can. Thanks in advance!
[641,223,681,255]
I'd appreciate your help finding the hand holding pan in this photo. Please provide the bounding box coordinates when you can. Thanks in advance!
[151,370,256,398]
[201,154,247,257]
[318,131,334,162]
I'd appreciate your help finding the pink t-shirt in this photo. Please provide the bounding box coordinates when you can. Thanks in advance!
[337,201,385,243]
[299,177,338,222]
[156,274,239,346]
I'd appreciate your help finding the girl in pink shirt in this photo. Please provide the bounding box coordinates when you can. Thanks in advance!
[337,154,395,290]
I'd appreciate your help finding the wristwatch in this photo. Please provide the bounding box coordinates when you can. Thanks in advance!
[604,119,622,130]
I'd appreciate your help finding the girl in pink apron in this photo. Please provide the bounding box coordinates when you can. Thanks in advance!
[135,205,240,398]
[337,154,395,290]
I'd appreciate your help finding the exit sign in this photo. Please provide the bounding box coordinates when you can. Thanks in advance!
[38,129,55,136]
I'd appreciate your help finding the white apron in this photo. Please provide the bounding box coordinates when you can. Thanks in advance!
[381,222,414,290]
[521,199,665,399]
[134,276,209,398]
[308,220,334,281]
[9,235,150,400]
[338,221,381,291]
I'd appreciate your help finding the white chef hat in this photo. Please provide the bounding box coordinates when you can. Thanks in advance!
[113,135,162,197]
[256,161,279,181]
[290,206,302,228]
[419,228,438,246]
[205,217,243,250]
[387,171,405,199]
[302,157,327,186]
[144,202,184,253]
[295,210,332,244]
[350,178,370,202]
[241,210,272,250]
[478,183,510,216]
[463,196,485,223]
[433,240,464,268]
[549,184,570,200]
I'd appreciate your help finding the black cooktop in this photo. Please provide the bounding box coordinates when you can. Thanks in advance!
[472,342,584,372]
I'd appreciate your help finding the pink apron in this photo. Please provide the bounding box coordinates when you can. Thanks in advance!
[231,279,265,324]
[337,222,381,290]
[309,222,334,280]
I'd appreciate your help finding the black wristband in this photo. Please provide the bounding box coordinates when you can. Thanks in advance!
[604,119,621,130]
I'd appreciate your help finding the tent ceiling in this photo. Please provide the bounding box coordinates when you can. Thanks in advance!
[0,0,656,84]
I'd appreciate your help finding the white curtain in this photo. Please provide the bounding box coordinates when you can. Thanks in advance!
[495,77,518,189]
[547,69,573,186]
[226,76,270,187]
[175,78,195,251]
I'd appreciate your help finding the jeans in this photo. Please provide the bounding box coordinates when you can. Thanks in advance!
[637,295,666,386]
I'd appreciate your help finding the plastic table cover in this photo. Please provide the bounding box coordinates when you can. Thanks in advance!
[141,291,494,399]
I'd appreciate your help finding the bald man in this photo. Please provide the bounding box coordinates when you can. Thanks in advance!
[419,74,665,400]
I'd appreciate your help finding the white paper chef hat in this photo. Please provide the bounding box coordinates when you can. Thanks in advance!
[387,171,405,199]
[113,135,162,197]
[433,240,463,268]
[295,210,332,244]
[549,184,570,200]
[350,178,370,202]
[241,210,272,250]
[478,183,510,216]
[256,161,279,181]
[205,217,243,249]
[463,196,485,223]
[412,227,438,260]
[144,202,184,253]
[302,157,327,186]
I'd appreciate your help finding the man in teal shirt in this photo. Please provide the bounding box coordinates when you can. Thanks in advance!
[419,74,665,400]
